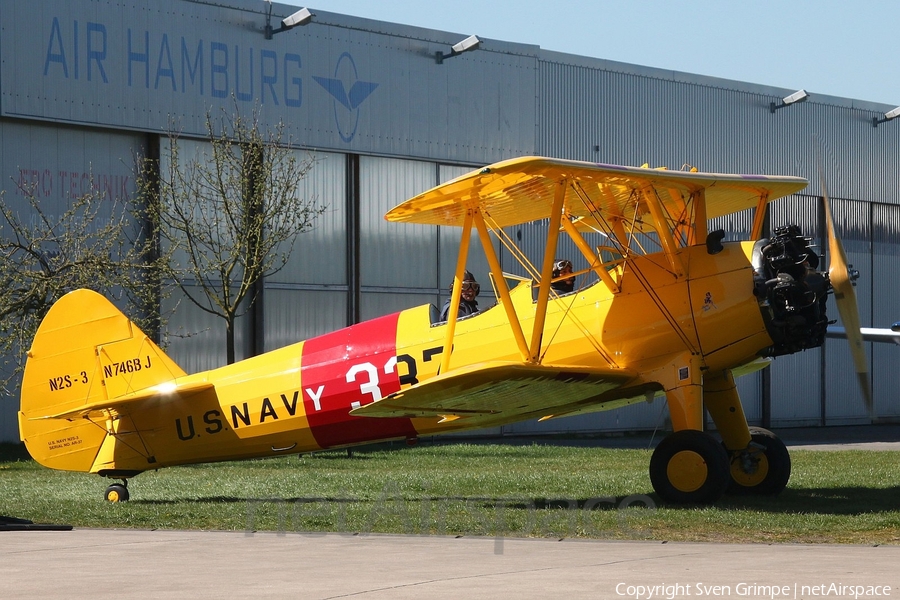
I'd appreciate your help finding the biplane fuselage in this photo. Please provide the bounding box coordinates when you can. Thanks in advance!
[20,157,836,504]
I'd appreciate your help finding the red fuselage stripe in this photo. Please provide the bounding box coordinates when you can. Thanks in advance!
[300,312,417,448]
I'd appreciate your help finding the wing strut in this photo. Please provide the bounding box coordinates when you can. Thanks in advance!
[666,188,691,246]
[473,209,531,362]
[441,209,475,375]
[750,193,769,240]
[690,190,707,246]
[530,179,566,363]
[588,182,631,248]
[560,215,620,294]
[639,182,683,276]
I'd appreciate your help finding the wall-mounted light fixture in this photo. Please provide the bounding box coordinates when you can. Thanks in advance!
[770,89,809,113]
[873,106,900,128]
[264,1,313,39]
[436,35,481,64]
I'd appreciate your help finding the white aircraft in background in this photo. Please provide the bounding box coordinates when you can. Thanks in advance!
[827,323,900,345]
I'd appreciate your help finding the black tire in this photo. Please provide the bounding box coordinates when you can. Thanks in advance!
[104,484,130,503]
[649,430,730,504]
[725,426,791,496]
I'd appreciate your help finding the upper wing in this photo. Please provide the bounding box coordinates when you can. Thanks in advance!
[350,361,639,428]
[385,156,807,230]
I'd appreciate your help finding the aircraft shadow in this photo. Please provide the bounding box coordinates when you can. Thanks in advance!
[128,487,900,517]
[716,485,900,515]
[132,496,377,505]
[0,443,32,462]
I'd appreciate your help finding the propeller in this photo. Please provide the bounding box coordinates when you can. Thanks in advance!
[821,173,873,416]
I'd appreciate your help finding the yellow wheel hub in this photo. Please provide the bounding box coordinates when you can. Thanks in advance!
[667,450,708,492]
[730,452,769,487]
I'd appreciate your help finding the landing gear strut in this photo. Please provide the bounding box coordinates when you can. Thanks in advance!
[104,480,130,503]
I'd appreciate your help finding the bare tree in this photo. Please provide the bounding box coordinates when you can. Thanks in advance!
[0,181,165,397]
[136,106,323,364]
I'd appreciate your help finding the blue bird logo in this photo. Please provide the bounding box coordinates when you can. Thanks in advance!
[313,53,379,142]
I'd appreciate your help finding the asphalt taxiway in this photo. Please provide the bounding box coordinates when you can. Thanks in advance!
[2,529,898,599]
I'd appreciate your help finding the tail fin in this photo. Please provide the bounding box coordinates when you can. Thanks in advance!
[19,289,186,473]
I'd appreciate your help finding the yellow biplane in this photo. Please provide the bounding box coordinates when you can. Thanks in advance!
[18,156,869,504]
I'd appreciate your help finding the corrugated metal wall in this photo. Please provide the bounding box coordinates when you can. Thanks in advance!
[538,55,900,205]
[162,288,249,373]
[268,151,348,287]
[263,150,349,352]
[358,156,439,320]
[538,59,796,174]
[872,204,900,420]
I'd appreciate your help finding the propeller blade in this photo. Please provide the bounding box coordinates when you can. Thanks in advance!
[822,180,873,415]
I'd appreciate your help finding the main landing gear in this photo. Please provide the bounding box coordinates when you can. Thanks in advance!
[104,480,130,503]
[649,427,791,504]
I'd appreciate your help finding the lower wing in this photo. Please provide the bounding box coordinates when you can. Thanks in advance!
[350,361,642,428]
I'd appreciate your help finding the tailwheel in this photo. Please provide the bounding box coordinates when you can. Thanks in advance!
[649,430,730,504]
[104,481,130,503]
[725,427,791,496]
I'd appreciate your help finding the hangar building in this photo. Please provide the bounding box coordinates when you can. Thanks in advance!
[2,0,899,443]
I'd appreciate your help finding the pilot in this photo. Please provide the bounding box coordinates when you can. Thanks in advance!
[551,259,575,294]
[439,270,480,321]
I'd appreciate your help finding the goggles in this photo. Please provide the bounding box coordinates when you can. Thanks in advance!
[553,259,573,274]
[460,281,479,293]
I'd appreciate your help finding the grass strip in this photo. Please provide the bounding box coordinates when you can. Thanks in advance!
[2,441,898,544]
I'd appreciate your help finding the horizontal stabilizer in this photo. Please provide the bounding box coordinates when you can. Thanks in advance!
[350,361,636,426]
[37,380,215,421]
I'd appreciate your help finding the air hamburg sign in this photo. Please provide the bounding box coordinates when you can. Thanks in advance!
[37,15,378,143]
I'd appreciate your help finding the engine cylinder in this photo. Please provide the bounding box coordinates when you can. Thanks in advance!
[752,225,830,357]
